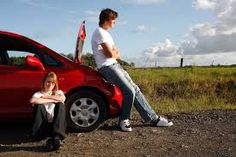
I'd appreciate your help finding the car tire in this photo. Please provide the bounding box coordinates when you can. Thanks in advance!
[66,90,107,132]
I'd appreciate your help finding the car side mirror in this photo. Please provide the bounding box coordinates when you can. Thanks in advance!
[25,55,45,71]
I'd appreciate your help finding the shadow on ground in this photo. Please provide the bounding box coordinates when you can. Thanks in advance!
[0,122,32,145]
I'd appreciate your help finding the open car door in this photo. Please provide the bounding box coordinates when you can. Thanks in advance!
[74,21,86,64]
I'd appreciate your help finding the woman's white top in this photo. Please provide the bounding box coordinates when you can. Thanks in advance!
[32,90,65,122]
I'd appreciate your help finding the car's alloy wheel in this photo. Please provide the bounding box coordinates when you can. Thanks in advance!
[66,90,107,132]
[70,97,99,128]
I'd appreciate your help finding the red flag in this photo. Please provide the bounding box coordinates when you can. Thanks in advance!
[74,21,86,63]
[78,21,86,41]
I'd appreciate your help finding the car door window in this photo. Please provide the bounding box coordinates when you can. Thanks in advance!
[43,53,62,67]
[7,50,33,67]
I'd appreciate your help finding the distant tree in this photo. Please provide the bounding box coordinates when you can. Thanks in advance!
[130,62,135,67]
[61,53,74,61]
[9,56,25,66]
[82,53,96,68]
[81,53,133,68]
[60,52,133,68]
[118,59,135,68]
[66,53,74,60]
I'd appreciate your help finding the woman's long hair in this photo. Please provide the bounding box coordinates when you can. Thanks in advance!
[41,72,59,95]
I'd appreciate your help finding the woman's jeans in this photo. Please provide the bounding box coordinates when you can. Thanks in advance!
[99,63,157,122]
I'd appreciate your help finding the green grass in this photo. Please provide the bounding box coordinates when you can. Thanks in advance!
[129,66,236,83]
[149,97,236,113]
[127,66,236,113]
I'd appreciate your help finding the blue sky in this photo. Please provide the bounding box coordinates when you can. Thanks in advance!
[1,0,236,67]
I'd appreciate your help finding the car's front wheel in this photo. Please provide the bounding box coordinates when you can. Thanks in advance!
[66,90,107,132]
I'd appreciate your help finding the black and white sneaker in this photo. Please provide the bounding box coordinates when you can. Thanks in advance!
[120,119,132,132]
[152,116,173,127]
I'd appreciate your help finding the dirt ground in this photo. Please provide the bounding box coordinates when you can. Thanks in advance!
[0,109,235,157]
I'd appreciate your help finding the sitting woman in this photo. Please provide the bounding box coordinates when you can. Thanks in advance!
[30,72,66,151]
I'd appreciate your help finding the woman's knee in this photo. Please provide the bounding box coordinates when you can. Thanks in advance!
[55,102,65,111]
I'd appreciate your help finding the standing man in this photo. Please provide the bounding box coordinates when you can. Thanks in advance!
[91,8,173,132]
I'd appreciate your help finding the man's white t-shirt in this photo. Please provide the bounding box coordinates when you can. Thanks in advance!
[91,27,117,69]
[32,90,65,122]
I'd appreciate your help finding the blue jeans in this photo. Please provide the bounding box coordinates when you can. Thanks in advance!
[99,63,157,122]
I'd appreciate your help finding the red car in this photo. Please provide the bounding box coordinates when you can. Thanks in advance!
[0,23,122,132]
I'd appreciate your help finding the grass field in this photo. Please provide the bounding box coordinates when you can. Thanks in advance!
[127,66,236,113]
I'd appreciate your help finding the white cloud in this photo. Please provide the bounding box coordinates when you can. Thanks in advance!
[120,0,165,5]
[134,0,236,67]
[192,0,216,10]
[183,52,236,66]
[134,25,149,33]
[182,25,236,55]
[130,0,236,67]
[130,51,236,67]
[132,39,183,67]
[183,0,236,55]
[133,25,155,33]
[143,39,183,57]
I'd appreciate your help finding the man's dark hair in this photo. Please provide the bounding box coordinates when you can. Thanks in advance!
[99,8,118,26]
